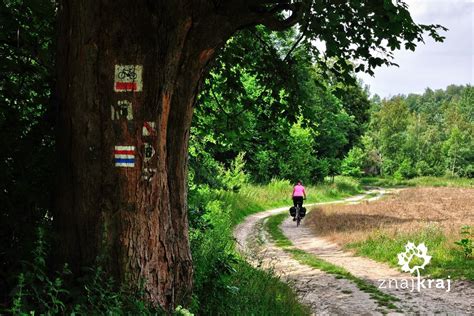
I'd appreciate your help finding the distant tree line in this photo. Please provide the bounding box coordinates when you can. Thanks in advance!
[342,85,473,179]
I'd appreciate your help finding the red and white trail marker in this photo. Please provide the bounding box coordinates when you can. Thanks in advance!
[142,121,156,136]
[114,65,143,92]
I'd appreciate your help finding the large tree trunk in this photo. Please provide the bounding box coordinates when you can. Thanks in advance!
[54,1,207,309]
[53,0,300,310]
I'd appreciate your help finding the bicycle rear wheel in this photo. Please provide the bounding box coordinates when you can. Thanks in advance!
[296,206,301,227]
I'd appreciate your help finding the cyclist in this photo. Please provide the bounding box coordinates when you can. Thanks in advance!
[291,180,306,221]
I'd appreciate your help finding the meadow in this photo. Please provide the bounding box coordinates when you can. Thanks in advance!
[305,187,474,280]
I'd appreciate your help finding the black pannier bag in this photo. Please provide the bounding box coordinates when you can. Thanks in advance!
[299,207,307,218]
[289,206,296,217]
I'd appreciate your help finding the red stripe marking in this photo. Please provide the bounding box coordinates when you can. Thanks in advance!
[114,150,135,155]
[144,122,155,135]
[115,82,137,91]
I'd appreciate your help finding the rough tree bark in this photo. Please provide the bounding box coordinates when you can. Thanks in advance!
[54,0,303,310]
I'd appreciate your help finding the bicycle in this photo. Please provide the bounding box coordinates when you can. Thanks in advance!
[118,66,137,80]
[292,197,306,227]
[295,204,302,227]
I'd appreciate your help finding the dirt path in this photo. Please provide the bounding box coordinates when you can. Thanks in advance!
[283,215,474,314]
[244,220,386,315]
[234,190,474,315]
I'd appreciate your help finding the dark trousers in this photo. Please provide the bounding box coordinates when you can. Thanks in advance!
[293,196,303,208]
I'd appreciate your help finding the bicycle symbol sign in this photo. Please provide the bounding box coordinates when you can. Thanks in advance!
[114,65,143,92]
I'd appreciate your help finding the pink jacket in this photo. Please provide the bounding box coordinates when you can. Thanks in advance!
[292,184,306,197]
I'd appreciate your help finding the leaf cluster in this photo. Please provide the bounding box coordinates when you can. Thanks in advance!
[300,0,447,79]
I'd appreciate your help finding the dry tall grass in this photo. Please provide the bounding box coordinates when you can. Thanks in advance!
[305,187,474,247]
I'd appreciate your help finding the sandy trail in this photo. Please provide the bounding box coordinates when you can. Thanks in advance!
[244,220,385,315]
[283,215,474,314]
[234,190,474,315]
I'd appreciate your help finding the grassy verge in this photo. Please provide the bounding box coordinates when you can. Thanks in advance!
[346,227,474,280]
[360,176,474,188]
[265,213,401,310]
[190,177,362,315]
[216,261,310,315]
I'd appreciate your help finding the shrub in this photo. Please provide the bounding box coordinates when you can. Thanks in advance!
[9,228,70,315]
[8,228,163,315]
[454,225,473,258]
[415,160,432,177]
[396,159,416,179]
[218,152,249,192]
[341,147,365,177]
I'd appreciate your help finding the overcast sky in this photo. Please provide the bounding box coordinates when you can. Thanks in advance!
[357,0,473,98]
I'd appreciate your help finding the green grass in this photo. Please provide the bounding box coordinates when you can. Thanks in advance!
[360,176,474,188]
[208,261,311,316]
[265,214,401,311]
[346,227,474,280]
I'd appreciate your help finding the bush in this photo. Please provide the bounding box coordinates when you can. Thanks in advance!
[218,152,249,192]
[190,199,239,311]
[341,147,365,177]
[415,160,432,177]
[252,150,278,183]
[8,228,163,315]
[396,159,416,179]
[334,176,362,195]
[9,228,70,315]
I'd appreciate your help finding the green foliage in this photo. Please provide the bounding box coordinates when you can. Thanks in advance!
[395,159,416,180]
[191,27,373,186]
[1,0,57,302]
[359,176,474,188]
[9,228,70,315]
[217,152,249,192]
[201,260,310,316]
[443,126,473,177]
[279,119,316,183]
[9,228,163,315]
[454,226,473,258]
[190,198,239,311]
[174,305,194,316]
[356,85,473,179]
[341,147,366,177]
